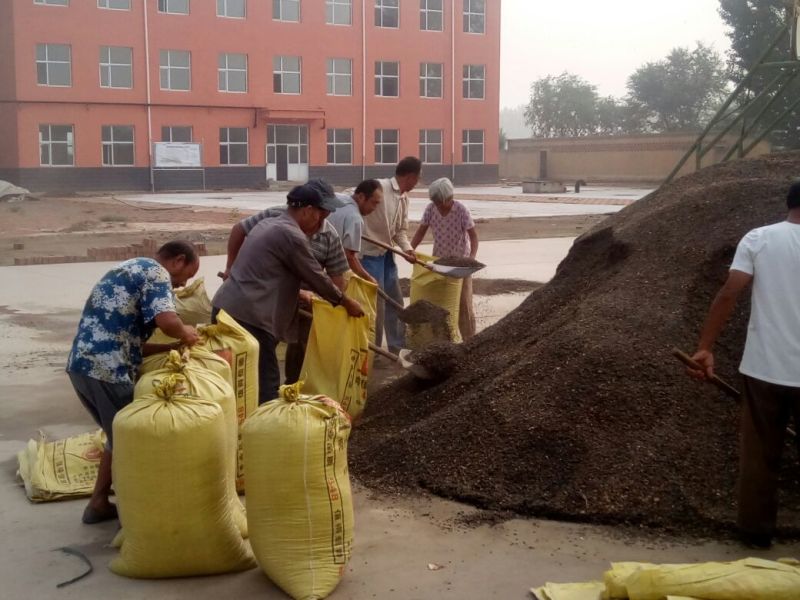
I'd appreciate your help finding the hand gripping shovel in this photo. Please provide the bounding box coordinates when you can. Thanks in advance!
[361,235,484,279]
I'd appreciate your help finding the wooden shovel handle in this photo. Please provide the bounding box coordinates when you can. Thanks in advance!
[361,235,421,265]
[671,348,741,399]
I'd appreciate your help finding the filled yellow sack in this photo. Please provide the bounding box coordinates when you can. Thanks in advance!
[111,374,255,579]
[135,351,247,537]
[243,383,353,600]
[139,344,232,381]
[300,274,377,419]
[16,429,105,502]
[532,581,605,600]
[174,277,212,325]
[408,252,463,349]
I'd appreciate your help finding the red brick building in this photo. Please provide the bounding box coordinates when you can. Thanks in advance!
[0,0,500,191]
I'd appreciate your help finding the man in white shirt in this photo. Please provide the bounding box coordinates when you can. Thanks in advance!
[327,179,383,284]
[688,180,800,549]
[360,157,422,353]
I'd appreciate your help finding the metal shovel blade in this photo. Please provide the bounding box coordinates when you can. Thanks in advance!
[427,263,483,279]
[397,349,433,379]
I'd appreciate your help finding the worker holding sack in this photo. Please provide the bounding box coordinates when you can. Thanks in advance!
[66,240,201,524]
[212,183,365,405]
[688,180,800,549]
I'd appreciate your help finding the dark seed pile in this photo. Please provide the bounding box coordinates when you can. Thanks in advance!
[352,152,800,538]
[433,256,486,268]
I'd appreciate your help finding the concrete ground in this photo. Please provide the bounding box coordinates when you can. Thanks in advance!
[2,242,798,600]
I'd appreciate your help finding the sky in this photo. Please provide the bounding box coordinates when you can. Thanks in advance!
[500,0,733,108]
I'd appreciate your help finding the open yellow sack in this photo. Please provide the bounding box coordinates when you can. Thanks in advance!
[135,351,247,537]
[111,373,255,579]
[16,429,105,502]
[300,274,377,419]
[174,277,212,325]
[243,383,353,600]
[408,252,463,349]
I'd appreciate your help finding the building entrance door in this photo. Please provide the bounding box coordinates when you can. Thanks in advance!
[266,124,308,182]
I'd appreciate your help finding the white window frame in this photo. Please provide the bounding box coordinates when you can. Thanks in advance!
[160,49,191,91]
[419,129,443,164]
[420,0,443,31]
[419,62,443,98]
[375,61,399,97]
[326,129,353,165]
[99,46,133,89]
[220,127,249,166]
[463,0,485,34]
[273,0,300,22]
[326,58,352,96]
[161,125,193,142]
[102,125,135,166]
[219,53,248,93]
[462,64,485,99]
[158,0,189,14]
[39,124,74,167]
[98,0,130,9]
[374,129,399,164]
[273,56,301,94]
[36,44,72,87]
[375,0,399,28]
[326,0,351,25]
[34,0,69,6]
[462,129,484,164]
[217,0,245,18]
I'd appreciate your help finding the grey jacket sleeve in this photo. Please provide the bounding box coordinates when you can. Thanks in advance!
[287,233,344,306]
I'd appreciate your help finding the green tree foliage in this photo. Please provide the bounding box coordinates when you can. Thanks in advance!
[524,73,600,137]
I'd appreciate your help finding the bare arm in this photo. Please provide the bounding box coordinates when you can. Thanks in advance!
[689,270,752,379]
[411,223,429,250]
[344,249,377,284]
[467,227,479,259]
[393,195,415,259]
[330,273,347,292]
[223,222,247,278]
[154,311,199,346]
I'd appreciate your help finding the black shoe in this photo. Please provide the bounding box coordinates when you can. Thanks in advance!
[738,530,773,549]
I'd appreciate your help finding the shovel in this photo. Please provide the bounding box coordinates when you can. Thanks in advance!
[361,235,484,279]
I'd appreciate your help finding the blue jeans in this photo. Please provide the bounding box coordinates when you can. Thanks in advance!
[361,251,406,351]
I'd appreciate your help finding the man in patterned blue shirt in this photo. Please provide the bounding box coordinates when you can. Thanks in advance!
[66,240,201,524]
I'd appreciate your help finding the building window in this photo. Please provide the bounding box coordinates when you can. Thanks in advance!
[162,126,193,142]
[34,0,68,5]
[326,0,351,25]
[273,0,299,21]
[463,0,484,33]
[219,53,248,92]
[217,0,245,18]
[375,61,399,97]
[273,56,301,94]
[160,50,191,91]
[462,129,484,163]
[420,0,442,31]
[158,0,189,14]
[39,125,74,166]
[220,127,248,165]
[99,46,132,89]
[36,44,71,87]
[326,58,352,96]
[98,0,130,9]
[375,129,398,164]
[327,129,352,164]
[462,64,485,99]
[419,129,442,164]
[419,62,442,98]
[375,0,398,28]
[102,125,135,166]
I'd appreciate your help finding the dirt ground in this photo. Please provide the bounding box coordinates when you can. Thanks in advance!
[0,194,607,265]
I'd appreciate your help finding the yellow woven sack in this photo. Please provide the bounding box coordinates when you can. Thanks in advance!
[243,383,354,600]
[16,429,105,502]
[174,277,212,325]
[111,374,255,579]
[408,252,463,349]
[532,581,605,600]
[300,274,377,419]
[135,351,247,537]
[139,344,232,381]
[624,557,800,600]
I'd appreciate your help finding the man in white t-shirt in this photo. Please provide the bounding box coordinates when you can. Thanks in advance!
[327,179,383,284]
[688,180,800,549]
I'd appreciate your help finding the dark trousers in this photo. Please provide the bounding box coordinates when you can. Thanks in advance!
[738,375,800,537]
[284,311,312,385]
[212,307,280,405]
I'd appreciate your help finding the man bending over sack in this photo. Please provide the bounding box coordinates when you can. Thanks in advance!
[213,183,365,405]
[66,240,201,524]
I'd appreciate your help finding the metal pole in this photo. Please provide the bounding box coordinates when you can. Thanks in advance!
[740,94,800,157]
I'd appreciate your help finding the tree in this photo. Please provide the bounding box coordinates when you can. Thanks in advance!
[626,43,730,133]
[718,0,800,148]
[524,73,600,137]
[498,127,507,150]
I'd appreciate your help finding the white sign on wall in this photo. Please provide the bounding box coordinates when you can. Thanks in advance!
[153,142,202,168]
